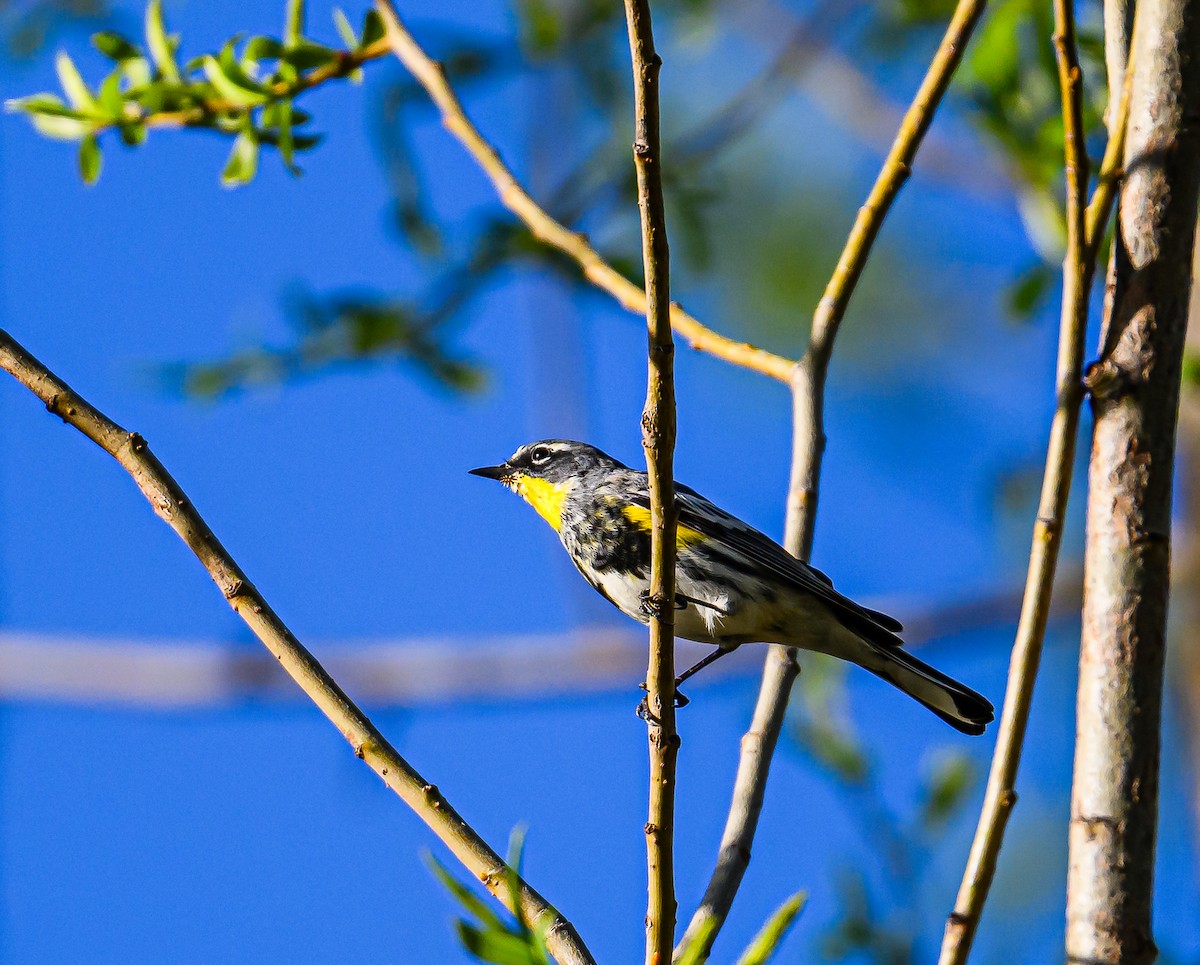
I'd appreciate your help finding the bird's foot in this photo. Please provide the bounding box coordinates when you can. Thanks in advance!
[638,590,690,619]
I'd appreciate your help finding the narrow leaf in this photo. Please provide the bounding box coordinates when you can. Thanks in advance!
[424,852,508,933]
[674,918,718,965]
[455,921,543,965]
[221,129,259,187]
[203,56,269,106]
[332,9,358,49]
[30,113,91,140]
[93,31,141,62]
[145,0,181,83]
[55,52,97,112]
[360,9,385,46]
[276,98,299,174]
[97,72,125,118]
[78,134,102,184]
[284,0,306,47]
[734,891,807,965]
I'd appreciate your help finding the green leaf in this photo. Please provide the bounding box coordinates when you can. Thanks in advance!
[93,31,141,62]
[203,55,269,106]
[119,122,147,146]
[285,0,306,47]
[455,922,544,965]
[674,918,718,965]
[55,52,97,112]
[145,0,181,83]
[281,42,339,71]
[78,134,102,184]
[425,853,508,933]
[121,58,153,88]
[6,93,70,115]
[276,98,299,174]
[1183,353,1200,387]
[244,35,285,62]
[221,128,259,186]
[360,9,385,46]
[97,72,125,118]
[734,891,807,965]
[30,112,91,140]
[332,9,358,49]
[920,752,975,828]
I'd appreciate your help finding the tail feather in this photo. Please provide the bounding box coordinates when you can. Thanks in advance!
[831,624,994,735]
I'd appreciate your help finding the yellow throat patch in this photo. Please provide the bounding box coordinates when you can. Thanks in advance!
[514,475,570,531]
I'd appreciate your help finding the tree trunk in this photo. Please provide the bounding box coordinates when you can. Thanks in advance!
[1066,0,1200,959]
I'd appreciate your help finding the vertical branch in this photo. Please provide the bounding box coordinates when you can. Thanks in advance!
[1066,0,1200,959]
[676,0,988,957]
[621,2,678,963]
[937,0,1127,959]
[0,330,597,965]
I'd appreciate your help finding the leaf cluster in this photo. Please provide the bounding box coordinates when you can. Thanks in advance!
[5,0,386,185]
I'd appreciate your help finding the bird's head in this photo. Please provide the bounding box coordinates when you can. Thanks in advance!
[469,440,619,531]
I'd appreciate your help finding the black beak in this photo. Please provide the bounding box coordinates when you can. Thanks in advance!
[469,463,509,480]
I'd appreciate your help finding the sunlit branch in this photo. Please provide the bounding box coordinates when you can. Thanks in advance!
[0,328,597,965]
[620,1,680,961]
[938,14,1137,965]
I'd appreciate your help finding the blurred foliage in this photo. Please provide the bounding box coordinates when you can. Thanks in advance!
[157,288,483,397]
[0,0,109,59]
[5,0,1120,389]
[673,890,808,965]
[790,656,978,962]
[6,0,385,185]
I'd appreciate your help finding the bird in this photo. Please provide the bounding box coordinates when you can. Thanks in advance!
[470,439,994,735]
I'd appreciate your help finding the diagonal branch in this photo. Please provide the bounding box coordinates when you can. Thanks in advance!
[676,0,990,955]
[621,2,679,962]
[938,12,1138,965]
[0,328,596,965]
[373,0,794,384]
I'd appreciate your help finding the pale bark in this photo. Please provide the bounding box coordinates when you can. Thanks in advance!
[1066,0,1200,958]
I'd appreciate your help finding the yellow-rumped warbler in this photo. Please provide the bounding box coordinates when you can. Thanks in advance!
[471,440,994,734]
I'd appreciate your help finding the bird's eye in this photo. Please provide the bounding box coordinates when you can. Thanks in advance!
[530,446,552,465]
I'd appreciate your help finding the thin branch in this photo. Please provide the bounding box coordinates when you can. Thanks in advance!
[106,38,393,133]
[938,13,1137,965]
[373,0,794,383]
[621,1,679,962]
[0,328,597,965]
[677,0,990,955]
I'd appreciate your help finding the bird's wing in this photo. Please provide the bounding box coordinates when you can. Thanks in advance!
[628,485,904,638]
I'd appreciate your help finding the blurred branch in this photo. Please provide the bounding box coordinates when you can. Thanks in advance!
[0,328,597,965]
[677,0,990,955]
[620,0,679,961]
[938,0,1123,959]
[0,572,1084,708]
[373,0,796,383]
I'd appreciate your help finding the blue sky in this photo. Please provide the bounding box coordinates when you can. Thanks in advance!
[1,1,1197,962]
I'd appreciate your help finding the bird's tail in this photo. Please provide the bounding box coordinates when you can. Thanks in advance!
[831,625,995,735]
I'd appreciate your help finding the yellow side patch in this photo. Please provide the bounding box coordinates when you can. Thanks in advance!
[515,476,570,532]
[622,504,707,549]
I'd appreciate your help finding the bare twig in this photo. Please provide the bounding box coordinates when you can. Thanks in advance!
[620,2,679,962]
[373,0,794,383]
[936,2,1128,960]
[677,0,990,955]
[0,329,596,965]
